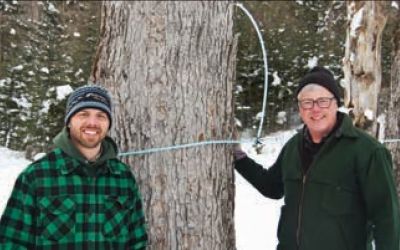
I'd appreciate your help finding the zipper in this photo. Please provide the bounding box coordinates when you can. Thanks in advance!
[295,134,336,249]
[296,174,307,249]
[294,125,340,249]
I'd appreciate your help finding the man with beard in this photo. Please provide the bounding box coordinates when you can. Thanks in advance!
[0,85,148,249]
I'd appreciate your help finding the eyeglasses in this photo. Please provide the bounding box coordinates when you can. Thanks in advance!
[298,97,335,109]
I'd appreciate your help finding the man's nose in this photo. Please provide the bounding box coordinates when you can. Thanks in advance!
[86,115,100,125]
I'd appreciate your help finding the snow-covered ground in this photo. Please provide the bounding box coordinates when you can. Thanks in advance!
[0,147,30,215]
[0,130,295,249]
[235,130,295,250]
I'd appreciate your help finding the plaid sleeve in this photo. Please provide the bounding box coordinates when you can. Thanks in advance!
[127,176,148,250]
[0,172,35,249]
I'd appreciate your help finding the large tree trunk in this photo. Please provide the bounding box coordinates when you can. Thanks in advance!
[90,2,237,249]
[342,1,387,136]
[386,5,400,199]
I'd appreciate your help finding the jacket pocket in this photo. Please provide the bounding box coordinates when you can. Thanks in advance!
[321,185,357,215]
[103,195,135,238]
[38,195,76,241]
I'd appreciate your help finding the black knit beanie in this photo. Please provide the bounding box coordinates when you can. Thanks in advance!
[296,66,341,105]
[65,85,112,129]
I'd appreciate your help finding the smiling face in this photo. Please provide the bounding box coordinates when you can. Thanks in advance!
[68,108,110,157]
[297,84,338,143]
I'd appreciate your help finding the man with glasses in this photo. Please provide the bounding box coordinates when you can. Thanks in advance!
[234,66,400,250]
[0,85,148,249]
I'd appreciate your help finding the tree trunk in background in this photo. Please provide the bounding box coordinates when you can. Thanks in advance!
[386,6,400,199]
[29,1,39,21]
[342,1,387,136]
[91,2,237,249]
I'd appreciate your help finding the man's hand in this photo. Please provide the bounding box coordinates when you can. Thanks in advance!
[234,146,247,160]
[232,127,247,160]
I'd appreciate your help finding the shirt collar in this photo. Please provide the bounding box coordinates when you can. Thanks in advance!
[56,149,121,176]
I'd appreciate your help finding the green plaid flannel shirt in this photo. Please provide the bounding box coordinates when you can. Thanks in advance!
[0,148,147,249]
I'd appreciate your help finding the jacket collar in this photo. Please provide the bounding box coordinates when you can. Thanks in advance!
[300,112,358,144]
[55,150,123,176]
[333,112,359,139]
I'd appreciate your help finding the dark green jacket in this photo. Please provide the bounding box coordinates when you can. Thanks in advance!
[235,113,400,250]
[0,128,147,249]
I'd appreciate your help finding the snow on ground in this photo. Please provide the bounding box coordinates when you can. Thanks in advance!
[235,130,296,250]
[0,130,296,249]
[0,147,30,215]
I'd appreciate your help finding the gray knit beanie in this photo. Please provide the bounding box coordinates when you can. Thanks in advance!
[65,85,112,128]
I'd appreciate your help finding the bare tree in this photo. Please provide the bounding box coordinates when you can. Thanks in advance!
[90,1,237,249]
[342,1,387,136]
[386,2,400,198]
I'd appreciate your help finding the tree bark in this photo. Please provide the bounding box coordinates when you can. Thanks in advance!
[386,4,400,199]
[342,1,387,136]
[29,1,40,22]
[91,1,237,249]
